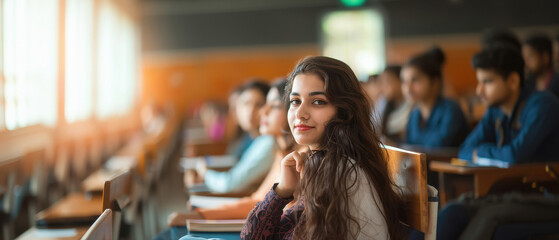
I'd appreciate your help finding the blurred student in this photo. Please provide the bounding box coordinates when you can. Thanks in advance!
[379,65,412,144]
[167,79,296,229]
[363,74,387,124]
[194,80,275,193]
[223,87,252,159]
[402,47,468,148]
[459,44,559,163]
[522,33,559,98]
[440,44,559,240]
[198,101,227,141]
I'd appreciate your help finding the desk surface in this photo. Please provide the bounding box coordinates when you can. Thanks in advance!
[430,161,501,174]
[399,144,459,162]
[430,161,559,175]
[16,227,89,240]
[81,141,141,193]
[35,193,102,228]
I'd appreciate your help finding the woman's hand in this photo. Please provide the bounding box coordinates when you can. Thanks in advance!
[195,157,208,179]
[275,151,307,198]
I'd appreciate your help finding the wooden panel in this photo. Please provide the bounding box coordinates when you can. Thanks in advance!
[384,145,429,233]
[141,45,319,117]
[81,209,112,240]
[102,170,132,212]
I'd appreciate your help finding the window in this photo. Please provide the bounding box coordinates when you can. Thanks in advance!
[321,9,385,81]
[0,0,139,131]
[96,0,138,119]
[2,0,59,130]
[65,0,94,123]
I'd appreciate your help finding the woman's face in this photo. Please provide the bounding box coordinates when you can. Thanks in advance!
[259,88,287,136]
[380,71,402,101]
[401,66,437,104]
[236,88,266,133]
[288,74,337,150]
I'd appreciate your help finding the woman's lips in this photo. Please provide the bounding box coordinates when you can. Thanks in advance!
[294,124,314,131]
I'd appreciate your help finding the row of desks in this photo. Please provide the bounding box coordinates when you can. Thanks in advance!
[16,134,147,240]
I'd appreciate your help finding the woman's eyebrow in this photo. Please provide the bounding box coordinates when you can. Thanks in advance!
[290,91,326,96]
[309,91,326,96]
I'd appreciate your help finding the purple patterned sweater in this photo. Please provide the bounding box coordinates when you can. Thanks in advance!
[240,183,303,240]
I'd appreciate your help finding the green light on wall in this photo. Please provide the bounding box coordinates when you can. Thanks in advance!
[341,0,366,7]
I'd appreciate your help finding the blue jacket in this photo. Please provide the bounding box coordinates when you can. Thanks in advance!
[459,90,559,163]
[406,97,469,148]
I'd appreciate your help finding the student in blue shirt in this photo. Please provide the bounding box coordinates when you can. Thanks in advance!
[459,44,559,164]
[437,44,559,240]
[195,80,276,193]
[402,47,468,148]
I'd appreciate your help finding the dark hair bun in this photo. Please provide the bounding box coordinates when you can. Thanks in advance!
[425,46,446,67]
[405,46,446,80]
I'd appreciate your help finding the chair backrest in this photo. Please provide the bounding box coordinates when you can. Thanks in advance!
[81,209,113,240]
[0,156,22,240]
[102,169,133,240]
[383,145,429,233]
[0,156,22,212]
[22,149,48,205]
[102,169,132,211]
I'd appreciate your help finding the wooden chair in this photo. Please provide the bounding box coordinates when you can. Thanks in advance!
[383,145,438,240]
[102,169,132,240]
[81,209,113,240]
[34,138,103,229]
[0,156,22,240]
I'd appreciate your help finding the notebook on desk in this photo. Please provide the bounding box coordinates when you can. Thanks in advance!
[181,156,237,170]
[189,195,240,209]
[187,219,245,232]
[451,158,511,168]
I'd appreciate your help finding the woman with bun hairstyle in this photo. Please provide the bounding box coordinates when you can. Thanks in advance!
[241,56,405,240]
[402,47,468,148]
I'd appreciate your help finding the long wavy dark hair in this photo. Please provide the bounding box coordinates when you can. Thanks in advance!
[286,56,405,240]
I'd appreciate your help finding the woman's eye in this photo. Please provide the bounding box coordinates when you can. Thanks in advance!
[290,99,301,105]
[312,99,327,105]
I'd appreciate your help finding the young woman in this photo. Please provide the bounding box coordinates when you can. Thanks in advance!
[241,56,405,240]
[195,80,276,193]
[402,47,468,148]
[168,79,296,226]
[380,65,412,145]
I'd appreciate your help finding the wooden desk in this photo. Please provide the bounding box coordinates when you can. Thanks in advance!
[81,169,117,193]
[430,161,559,206]
[16,227,89,240]
[400,144,459,162]
[35,193,103,228]
[81,143,140,193]
[184,140,228,157]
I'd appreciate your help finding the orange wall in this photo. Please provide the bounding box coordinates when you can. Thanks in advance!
[141,45,319,116]
[141,36,482,116]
